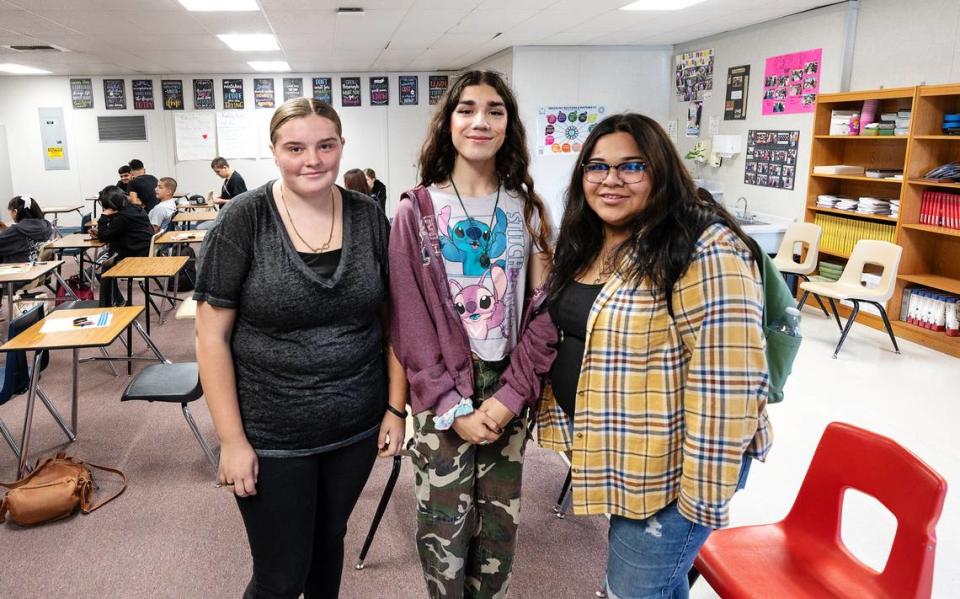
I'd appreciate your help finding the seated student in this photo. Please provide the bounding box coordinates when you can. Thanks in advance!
[149,177,179,233]
[91,185,154,305]
[343,168,371,196]
[127,158,159,212]
[364,168,387,212]
[116,165,132,192]
[0,195,53,263]
[210,156,247,206]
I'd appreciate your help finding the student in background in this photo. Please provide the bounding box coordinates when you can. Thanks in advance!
[211,156,247,206]
[149,177,179,233]
[539,113,771,599]
[116,165,132,192]
[343,168,371,197]
[194,98,406,599]
[364,168,387,212]
[127,159,159,212]
[0,195,52,263]
[91,185,154,305]
[389,70,556,598]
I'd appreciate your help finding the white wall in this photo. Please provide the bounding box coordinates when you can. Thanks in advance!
[466,48,515,82]
[0,71,450,226]
[511,45,673,228]
[669,3,850,221]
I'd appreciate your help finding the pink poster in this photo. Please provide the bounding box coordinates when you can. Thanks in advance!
[762,48,821,115]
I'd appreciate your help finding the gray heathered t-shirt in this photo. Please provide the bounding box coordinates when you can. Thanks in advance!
[193,181,389,457]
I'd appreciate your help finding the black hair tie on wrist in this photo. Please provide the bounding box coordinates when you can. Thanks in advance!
[385,404,408,419]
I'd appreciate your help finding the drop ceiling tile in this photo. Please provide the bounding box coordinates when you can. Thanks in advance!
[266,11,337,34]
[332,10,407,34]
[188,11,273,35]
[449,9,540,34]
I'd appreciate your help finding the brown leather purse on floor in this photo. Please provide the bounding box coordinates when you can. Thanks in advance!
[0,453,127,526]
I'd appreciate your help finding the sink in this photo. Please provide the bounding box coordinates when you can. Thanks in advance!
[736,217,767,226]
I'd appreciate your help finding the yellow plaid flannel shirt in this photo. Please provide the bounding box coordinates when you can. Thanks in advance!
[536,223,773,529]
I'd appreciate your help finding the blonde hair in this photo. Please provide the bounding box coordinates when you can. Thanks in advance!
[269,98,342,144]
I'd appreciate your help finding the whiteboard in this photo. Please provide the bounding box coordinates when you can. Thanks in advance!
[216,111,259,159]
[258,110,275,159]
[174,112,216,161]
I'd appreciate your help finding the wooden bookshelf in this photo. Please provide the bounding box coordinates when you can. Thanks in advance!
[805,84,960,357]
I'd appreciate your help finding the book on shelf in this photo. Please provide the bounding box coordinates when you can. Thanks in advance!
[813,165,866,175]
[829,110,859,135]
[865,168,903,179]
[814,213,896,256]
[920,190,960,229]
[902,286,960,336]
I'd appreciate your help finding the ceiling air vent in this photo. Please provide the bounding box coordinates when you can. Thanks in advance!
[4,44,67,52]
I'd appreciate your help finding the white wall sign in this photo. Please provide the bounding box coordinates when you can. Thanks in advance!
[174,112,216,161]
[216,111,259,159]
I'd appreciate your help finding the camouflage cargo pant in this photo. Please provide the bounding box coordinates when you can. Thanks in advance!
[409,389,528,599]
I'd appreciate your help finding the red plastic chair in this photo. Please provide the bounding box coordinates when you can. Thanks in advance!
[694,422,947,598]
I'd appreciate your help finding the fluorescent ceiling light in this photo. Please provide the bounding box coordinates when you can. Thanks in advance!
[178,0,260,11]
[218,34,279,51]
[248,61,290,72]
[620,0,707,9]
[0,63,51,74]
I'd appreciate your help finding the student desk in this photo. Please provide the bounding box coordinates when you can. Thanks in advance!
[155,229,207,247]
[172,209,216,230]
[85,196,99,218]
[0,306,165,476]
[0,260,70,327]
[47,233,106,286]
[43,205,84,237]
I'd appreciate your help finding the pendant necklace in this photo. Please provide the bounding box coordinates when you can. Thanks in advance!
[280,184,336,253]
[449,178,501,269]
[593,251,616,285]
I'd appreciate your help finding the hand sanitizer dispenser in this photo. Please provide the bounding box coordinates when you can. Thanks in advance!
[710,134,742,167]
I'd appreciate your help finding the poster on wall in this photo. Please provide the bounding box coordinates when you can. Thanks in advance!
[762,48,821,115]
[429,75,448,105]
[313,77,332,103]
[399,75,418,105]
[535,105,606,156]
[162,80,184,110]
[341,77,361,107]
[674,48,713,102]
[283,77,303,101]
[103,79,126,110]
[223,79,245,109]
[370,76,389,106]
[217,111,259,159]
[173,112,216,161]
[254,78,275,108]
[723,65,750,120]
[70,78,94,109]
[193,79,214,109]
[132,80,154,110]
[685,101,702,137]
[744,129,800,190]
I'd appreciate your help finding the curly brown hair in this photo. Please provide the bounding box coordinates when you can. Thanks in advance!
[417,70,551,256]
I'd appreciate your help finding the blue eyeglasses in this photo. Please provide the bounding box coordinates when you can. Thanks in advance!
[582,160,647,184]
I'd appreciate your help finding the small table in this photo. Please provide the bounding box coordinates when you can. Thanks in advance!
[155,229,207,247]
[47,233,106,286]
[44,205,84,237]
[0,260,70,325]
[172,209,217,230]
[0,306,165,476]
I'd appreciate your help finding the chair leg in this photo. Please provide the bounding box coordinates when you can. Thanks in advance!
[356,455,403,570]
[554,466,572,519]
[812,293,831,318]
[180,403,218,474]
[833,300,860,359]
[36,386,77,442]
[827,297,843,331]
[871,302,902,355]
[99,346,120,377]
[0,417,21,460]
[797,290,809,311]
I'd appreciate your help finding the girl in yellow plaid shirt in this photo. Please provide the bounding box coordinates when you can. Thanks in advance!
[540,113,772,599]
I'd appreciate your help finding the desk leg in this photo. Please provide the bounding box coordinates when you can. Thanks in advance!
[6,282,13,327]
[17,352,44,478]
[144,277,151,336]
[127,278,133,376]
[133,320,168,363]
[72,347,79,432]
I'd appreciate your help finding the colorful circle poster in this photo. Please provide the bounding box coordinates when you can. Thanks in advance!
[536,105,605,156]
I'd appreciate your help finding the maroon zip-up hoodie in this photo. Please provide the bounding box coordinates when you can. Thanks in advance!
[389,186,558,417]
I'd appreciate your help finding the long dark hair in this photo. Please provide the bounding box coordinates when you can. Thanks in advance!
[8,195,43,222]
[343,168,371,195]
[98,185,131,212]
[546,113,759,309]
[418,70,551,256]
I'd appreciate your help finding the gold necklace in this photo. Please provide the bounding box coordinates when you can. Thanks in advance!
[593,251,616,285]
[280,184,336,253]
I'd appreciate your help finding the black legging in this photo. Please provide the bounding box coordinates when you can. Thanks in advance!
[236,435,378,599]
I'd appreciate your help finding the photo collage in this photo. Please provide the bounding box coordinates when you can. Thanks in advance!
[744,129,800,190]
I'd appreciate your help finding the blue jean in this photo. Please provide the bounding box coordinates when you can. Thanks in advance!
[605,457,752,599]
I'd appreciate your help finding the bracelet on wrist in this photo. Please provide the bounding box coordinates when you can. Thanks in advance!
[385,403,408,419]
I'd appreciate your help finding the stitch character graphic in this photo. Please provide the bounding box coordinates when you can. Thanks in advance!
[438,205,507,276]
[450,266,507,340]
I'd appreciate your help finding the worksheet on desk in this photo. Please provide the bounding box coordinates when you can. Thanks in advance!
[40,312,113,333]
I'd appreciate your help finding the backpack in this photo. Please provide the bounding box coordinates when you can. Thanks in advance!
[164,246,197,292]
[668,226,801,404]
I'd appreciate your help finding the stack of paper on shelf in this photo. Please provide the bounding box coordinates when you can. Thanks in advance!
[895,109,911,136]
[865,168,903,179]
[813,165,866,175]
[857,197,893,215]
[816,194,839,208]
[829,110,859,135]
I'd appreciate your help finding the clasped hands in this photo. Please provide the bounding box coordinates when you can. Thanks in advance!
[452,397,514,446]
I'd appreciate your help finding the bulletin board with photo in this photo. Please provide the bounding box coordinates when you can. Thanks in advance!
[744,130,800,190]
[674,48,713,102]
[762,48,821,115]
